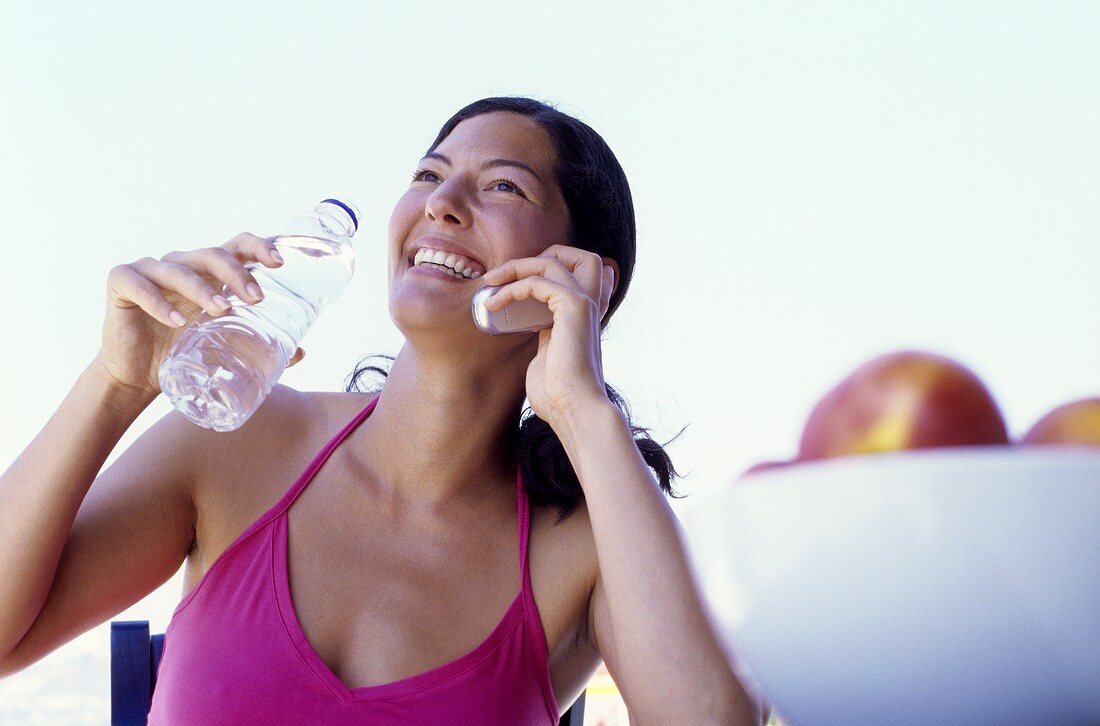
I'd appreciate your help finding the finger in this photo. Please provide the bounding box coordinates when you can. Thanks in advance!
[537,245,604,302]
[107,263,197,328]
[484,275,597,322]
[484,247,606,306]
[162,246,270,303]
[128,258,237,321]
[221,232,284,267]
[483,256,584,294]
[598,265,613,322]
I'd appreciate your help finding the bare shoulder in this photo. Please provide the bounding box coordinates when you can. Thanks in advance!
[187,385,374,575]
[189,385,314,495]
[190,385,372,485]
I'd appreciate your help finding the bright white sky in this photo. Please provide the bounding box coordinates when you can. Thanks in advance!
[0,0,1097,715]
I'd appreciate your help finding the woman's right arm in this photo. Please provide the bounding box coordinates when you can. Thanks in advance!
[0,234,288,675]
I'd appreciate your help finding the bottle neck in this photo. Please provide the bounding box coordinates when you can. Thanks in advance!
[316,199,358,238]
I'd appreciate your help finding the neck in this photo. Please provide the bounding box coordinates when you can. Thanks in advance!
[351,337,536,510]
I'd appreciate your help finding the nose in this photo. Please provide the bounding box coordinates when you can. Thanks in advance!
[425,179,469,227]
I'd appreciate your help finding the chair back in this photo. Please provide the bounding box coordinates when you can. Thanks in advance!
[110,621,164,726]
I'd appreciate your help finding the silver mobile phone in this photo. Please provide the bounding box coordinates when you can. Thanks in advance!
[471,285,555,335]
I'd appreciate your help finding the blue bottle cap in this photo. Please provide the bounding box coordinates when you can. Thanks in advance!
[320,198,359,233]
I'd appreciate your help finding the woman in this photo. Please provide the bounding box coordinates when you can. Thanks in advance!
[0,97,762,723]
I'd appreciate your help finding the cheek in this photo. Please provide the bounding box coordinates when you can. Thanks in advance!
[388,192,423,245]
[525,197,572,249]
[506,209,570,257]
[387,192,420,264]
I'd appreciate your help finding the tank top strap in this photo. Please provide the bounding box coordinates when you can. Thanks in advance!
[514,462,557,719]
[269,394,379,519]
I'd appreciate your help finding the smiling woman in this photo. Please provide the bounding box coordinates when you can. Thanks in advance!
[0,96,764,725]
[352,97,682,519]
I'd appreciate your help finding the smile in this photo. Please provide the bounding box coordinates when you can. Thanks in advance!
[412,246,485,279]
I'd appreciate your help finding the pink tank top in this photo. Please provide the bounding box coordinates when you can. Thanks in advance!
[147,396,560,725]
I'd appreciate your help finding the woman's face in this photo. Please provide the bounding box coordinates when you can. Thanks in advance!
[387,111,571,337]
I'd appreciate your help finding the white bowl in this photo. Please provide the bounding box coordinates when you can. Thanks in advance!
[681,446,1100,725]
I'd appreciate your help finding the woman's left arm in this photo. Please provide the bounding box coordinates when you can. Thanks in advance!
[557,400,762,724]
[481,246,763,724]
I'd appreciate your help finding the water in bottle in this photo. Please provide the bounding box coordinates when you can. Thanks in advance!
[159,198,358,432]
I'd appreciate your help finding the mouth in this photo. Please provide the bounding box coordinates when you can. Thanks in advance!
[406,244,487,280]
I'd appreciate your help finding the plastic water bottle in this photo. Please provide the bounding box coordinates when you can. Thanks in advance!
[158,198,359,432]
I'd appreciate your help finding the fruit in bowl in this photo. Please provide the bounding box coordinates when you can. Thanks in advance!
[739,350,1009,477]
[1021,397,1100,446]
[706,353,1100,721]
[797,350,1010,461]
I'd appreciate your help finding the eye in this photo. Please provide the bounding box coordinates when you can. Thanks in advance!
[411,168,441,184]
[490,178,526,197]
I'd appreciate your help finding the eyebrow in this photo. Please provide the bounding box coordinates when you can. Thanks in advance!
[421,152,544,182]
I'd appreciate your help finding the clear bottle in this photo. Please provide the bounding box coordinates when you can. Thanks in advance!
[158,198,359,432]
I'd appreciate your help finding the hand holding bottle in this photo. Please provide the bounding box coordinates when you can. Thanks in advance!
[94,233,303,399]
[157,199,357,431]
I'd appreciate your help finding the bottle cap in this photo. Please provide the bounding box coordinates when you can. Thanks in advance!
[320,198,360,234]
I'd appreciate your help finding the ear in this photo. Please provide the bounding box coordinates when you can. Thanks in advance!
[288,347,306,367]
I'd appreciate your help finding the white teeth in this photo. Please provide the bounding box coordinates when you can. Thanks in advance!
[412,246,483,278]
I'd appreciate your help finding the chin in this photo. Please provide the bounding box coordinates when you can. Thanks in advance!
[389,296,476,337]
[390,304,538,359]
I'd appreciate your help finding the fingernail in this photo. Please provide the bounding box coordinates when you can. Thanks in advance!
[271,249,283,264]
[247,283,263,300]
[170,310,187,327]
[212,294,230,310]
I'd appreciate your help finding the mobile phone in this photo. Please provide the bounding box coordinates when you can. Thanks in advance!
[471,285,554,335]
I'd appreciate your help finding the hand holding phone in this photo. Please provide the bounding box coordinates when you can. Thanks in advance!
[471,285,554,335]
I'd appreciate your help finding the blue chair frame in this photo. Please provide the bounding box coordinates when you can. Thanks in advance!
[111,620,585,725]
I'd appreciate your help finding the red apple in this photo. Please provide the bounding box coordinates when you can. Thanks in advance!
[1021,398,1100,447]
[798,350,1010,461]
